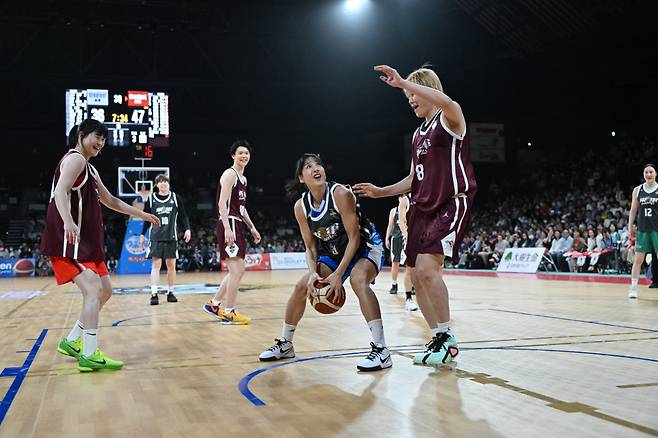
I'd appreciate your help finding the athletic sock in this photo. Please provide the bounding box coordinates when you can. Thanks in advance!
[631,278,639,289]
[66,320,84,342]
[82,329,97,356]
[406,291,412,300]
[211,299,221,307]
[367,319,386,347]
[225,307,235,314]
[282,323,296,342]
[151,285,158,296]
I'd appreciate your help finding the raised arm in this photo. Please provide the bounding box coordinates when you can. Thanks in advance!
[374,64,465,136]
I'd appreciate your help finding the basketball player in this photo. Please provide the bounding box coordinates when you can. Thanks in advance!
[385,194,418,311]
[628,163,658,299]
[259,153,391,371]
[41,119,160,371]
[354,64,477,366]
[202,140,260,324]
[140,174,191,305]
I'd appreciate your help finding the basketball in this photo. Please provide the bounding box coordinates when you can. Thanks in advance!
[309,279,345,314]
[13,259,35,276]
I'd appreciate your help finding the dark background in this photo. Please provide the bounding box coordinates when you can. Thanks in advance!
[1,0,657,228]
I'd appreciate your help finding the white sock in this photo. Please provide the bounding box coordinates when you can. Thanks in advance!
[225,307,235,314]
[167,286,174,294]
[82,329,98,356]
[211,299,221,307]
[282,323,296,342]
[631,278,639,289]
[66,320,84,342]
[367,319,386,347]
[151,285,158,296]
[433,322,451,337]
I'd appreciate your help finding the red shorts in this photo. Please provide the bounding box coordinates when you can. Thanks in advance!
[50,256,109,285]
[216,217,247,260]
[405,195,472,267]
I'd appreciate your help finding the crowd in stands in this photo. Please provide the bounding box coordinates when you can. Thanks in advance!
[3,135,656,276]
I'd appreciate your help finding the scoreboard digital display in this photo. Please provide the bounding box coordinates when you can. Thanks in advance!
[65,89,170,149]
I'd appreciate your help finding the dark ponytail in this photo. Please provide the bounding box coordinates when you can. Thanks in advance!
[285,153,324,199]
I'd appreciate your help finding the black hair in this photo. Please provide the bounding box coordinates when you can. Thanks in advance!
[67,125,79,147]
[644,163,656,171]
[76,118,108,144]
[154,174,169,184]
[285,153,324,199]
[230,139,252,156]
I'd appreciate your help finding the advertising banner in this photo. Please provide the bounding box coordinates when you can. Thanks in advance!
[496,248,544,273]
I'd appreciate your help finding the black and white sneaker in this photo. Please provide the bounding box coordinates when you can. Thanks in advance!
[167,292,178,303]
[259,338,295,361]
[389,284,398,294]
[356,342,392,371]
[150,294,159,305]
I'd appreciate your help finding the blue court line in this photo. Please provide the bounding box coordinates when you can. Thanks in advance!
[238,346,658,406]
[0,329,48,426]
[488,309,658,333]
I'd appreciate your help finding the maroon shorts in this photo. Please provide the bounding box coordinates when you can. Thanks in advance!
[216,217,247,260]
[405,195,472,267]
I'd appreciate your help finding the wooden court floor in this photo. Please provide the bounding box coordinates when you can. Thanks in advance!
[0,269,657,438]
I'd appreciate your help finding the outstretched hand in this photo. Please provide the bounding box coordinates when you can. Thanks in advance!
[374,65,406,88]
[352,182,382,199]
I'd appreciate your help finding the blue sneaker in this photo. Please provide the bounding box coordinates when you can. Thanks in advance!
[203,301,223,318]
[413,333,459,366]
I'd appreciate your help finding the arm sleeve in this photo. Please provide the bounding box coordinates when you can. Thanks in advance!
[176,193,191,231]
[141,196,152,235]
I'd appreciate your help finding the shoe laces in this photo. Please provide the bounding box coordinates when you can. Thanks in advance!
[425,333,450,352]
[365,342,385,361]
[268,338,289,351]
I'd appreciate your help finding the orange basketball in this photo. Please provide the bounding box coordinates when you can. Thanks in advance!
[309,279,345,314]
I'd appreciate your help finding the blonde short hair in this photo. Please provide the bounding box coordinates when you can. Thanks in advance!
[406,68,443,92]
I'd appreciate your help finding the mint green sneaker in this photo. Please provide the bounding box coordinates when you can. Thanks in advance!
[413,333,459,366]
[57,338,83,359]
[78,350,124,372]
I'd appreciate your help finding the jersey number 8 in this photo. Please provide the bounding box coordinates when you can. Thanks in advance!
[415,164,425,181]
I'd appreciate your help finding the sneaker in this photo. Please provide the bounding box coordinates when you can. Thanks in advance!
[78,350,124,372]
[203,301,224,318]
[389,284,398,294]
[628,288,638,299]
[259,337,295,361]
[57,337,83,359]
[150,294,159,305]
[413,333,459,366]
[649,283,658,289]
[221,310,251,325]
[167,292,178,303]
[405,299,419,311]
[356,342,392,371]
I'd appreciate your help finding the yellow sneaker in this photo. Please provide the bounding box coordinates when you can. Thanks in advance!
[221,310,251,325]
[78,349,124,372]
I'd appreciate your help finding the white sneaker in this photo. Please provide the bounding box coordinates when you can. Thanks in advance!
[356,343,392,371]
[405,299,419,311]
[259,337,295,361]
[628,288,638,299]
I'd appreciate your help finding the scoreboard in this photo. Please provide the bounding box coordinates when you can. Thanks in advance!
[65,89,170,156]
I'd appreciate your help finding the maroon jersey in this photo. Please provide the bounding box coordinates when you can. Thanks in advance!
[410,110,477,213]
[216,167,247,221]
[40,150,105,261]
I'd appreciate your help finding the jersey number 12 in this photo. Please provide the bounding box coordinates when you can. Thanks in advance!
[646,208,653,217]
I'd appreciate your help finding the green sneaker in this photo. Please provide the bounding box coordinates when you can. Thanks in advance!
[57,338,83,359]
[413,333,459,366]
[78,350,124,372]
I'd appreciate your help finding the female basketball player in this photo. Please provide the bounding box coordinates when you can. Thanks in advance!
[41,119,160,371]
[354,64,477,366]
[628,163,658,298]
[202,140,261,324]
[258,153,391,371]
